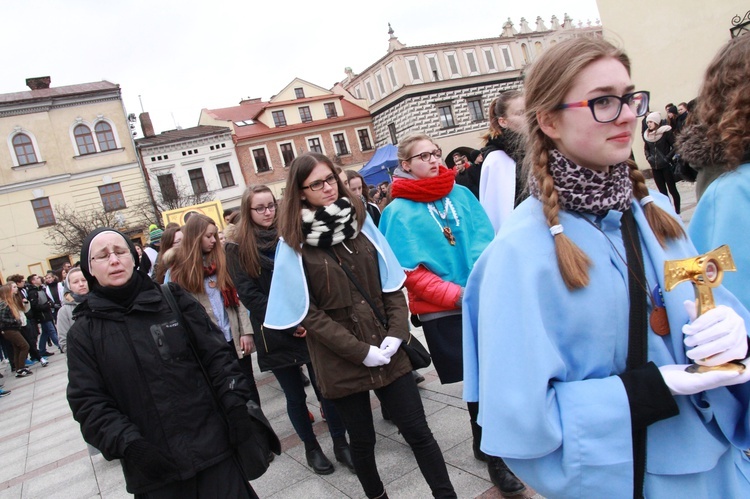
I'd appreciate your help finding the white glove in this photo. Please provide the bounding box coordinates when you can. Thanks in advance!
[363,345,391,367]
[683,302,748,366]
[658,361,750,396]
[379,336,403,359]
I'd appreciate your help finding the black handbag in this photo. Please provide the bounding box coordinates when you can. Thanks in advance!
[324,248,432,370]
[161,283,280,481]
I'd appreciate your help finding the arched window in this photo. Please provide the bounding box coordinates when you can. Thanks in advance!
[13,133,37,165]
[95,122,117,151]
[74,124,96,155]
[521,44,531,64]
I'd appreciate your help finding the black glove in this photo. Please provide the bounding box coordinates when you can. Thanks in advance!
[226,405,255,447]
[124,439,179,481]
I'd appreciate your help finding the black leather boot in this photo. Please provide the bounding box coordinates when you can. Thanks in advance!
[471,421,487,461]
[305,442,334,475]
[487,456,526,496]
[332,436,356,473]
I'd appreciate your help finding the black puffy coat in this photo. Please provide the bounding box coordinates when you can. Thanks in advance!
[66,283,255,494]
[644,127,676,170]
[226,242,310,372]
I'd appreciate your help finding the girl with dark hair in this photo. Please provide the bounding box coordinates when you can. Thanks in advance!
[266,152,455,498]
[644,111,680,213]
[344,169,382,226]
[67,228,260,497]
[479,90,528,233]
[378,134,517,494]
[682,34,750,311]
[227,184,354,475]
[464,36,750,498]
[169,214,260,406]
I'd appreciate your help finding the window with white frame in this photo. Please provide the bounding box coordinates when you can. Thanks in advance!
[357,128,372,151]
[386,63,398,88]
[216,162,235,188]
[331,132,349,156]
[405,56,423,83]
[365,80,375,101]
[354,86,362,99]
[252,148,271,173]
[307,137,324,154]
[189,168,209,194]
[95,122,117,151]
[425,54,441,82]
[279,142,295,166]
[466,98,484,122]
[444,52,461,78]
[375,71,386,96]
[437,104,456,128]
[74,124,97,155]
[464,49,479,75]
[13,133,39,165]
[500,45,514,69]
[521,44,531,65]
[482,47,498,72]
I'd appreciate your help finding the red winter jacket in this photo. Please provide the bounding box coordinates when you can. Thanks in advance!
[404,265,461,315]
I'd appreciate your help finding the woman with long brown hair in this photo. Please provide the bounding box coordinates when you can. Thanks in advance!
[266,153,455,498]
[154,226,183,284]
[169,214,260,406]
[227,184,354,475]
[464,36,750,498]
[0,282,32,377]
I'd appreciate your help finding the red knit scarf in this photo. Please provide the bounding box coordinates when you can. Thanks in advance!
[203,263,240,308]
[390,166,455,202]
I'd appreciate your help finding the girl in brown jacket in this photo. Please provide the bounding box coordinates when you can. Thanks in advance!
[269,152,456,499]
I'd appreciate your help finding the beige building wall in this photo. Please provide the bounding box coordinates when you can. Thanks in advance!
[596,0,744,166]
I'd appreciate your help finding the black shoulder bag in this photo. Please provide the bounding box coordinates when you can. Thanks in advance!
[161,283,280,481]
[323,247,432,370]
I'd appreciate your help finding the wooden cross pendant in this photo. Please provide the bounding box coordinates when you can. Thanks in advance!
[443,227,456,246]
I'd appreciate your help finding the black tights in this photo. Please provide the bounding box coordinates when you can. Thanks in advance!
[652,168,681,214]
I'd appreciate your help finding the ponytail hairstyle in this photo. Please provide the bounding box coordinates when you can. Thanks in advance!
[235,184,276,279]
[482,90,523,142]
[170,214,233,293]
[524,37,684,289]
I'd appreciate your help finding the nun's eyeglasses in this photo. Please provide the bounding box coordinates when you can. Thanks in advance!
[90,248,132,264]
[555,91,650,123]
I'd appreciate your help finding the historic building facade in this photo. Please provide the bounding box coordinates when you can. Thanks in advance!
[339,16,603,152]
[0,77,153,280]
[199,78,376,197]
[135,121,244,213]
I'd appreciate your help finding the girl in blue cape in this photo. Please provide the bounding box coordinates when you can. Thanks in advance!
[265,153,455,499]
[463,37,750,499]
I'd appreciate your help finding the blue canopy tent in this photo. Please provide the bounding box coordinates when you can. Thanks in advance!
[358,144,398,185]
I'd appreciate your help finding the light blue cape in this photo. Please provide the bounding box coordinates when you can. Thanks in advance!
[264,217,405,330]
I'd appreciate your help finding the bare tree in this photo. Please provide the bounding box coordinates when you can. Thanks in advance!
[130,180,216,227]
[45,203,151,257]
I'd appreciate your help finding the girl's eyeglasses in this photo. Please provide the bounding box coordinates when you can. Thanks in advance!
[555,90,650,123]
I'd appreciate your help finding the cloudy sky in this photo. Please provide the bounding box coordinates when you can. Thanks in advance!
[2,0,600,136]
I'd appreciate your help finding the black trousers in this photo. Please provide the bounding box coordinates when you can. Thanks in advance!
[135,456,257,499]
[331,372,456,498]
[652,167,681,214]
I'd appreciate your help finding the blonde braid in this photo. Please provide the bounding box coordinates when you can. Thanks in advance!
[627,160,685,247]
[531,140,591,289]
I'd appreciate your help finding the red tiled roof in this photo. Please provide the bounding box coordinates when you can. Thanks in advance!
[234,99,371,141]
[202,99,266,123]
[0,81,120,104]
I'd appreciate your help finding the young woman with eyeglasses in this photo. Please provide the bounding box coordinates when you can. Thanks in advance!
[265,152,455,498]
[169,214,261,407]
[376,135,516,493]
[226,184,354,475]
[463,37,750,498]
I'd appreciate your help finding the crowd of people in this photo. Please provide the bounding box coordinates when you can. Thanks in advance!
[2,34,748,498]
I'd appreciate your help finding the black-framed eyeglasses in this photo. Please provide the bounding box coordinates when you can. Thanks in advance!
[407,149,442,162]
[302,173,337,191]
[251,203,276,214]
[555,90,650,123]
